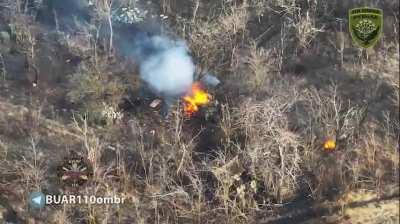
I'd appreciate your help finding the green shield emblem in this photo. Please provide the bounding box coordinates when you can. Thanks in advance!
[349,7,383,48]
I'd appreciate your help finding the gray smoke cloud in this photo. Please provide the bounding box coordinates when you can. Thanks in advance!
[132,34,194,98]
[33,0,198,116]
[36,0,196,99]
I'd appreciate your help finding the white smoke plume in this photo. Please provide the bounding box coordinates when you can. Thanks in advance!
[133,34,194,98]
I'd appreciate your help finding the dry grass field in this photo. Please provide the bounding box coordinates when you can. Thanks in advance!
[0,0,398,223]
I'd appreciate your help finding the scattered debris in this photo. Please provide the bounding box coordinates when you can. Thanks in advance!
[200,73,220,88]
[149,99,162,108]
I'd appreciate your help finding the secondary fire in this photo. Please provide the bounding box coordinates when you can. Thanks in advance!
[183,82,211,116]
[323,139,336,151]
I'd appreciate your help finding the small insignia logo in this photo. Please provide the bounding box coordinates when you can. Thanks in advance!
[57,151,93,190]
[349,7,383,48]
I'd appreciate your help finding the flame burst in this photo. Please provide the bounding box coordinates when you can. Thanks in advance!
[183,82,211,116]
[323,139,336,151]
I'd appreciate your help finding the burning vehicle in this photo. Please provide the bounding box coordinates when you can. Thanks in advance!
[183,74,221,117]
[142,74,220,118]
[182,81,211,117]
[128,33,220,118]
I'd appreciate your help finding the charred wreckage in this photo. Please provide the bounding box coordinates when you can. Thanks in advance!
[123,32,221,119]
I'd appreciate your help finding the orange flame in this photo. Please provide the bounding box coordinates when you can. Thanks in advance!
[183,82,211,116]
[323,139,336,151]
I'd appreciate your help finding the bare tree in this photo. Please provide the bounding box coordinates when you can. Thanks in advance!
[95,0,114,54]
[192,0,200,22]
